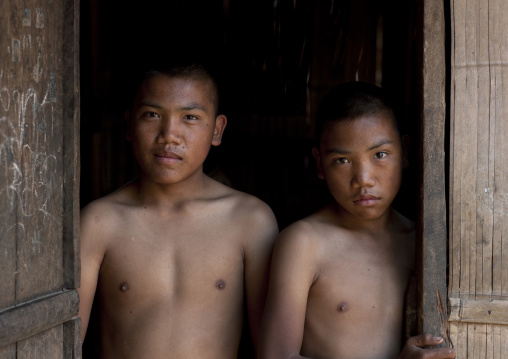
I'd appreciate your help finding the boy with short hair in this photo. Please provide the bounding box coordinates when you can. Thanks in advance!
[78,62,279,358]
[258,81,456,359]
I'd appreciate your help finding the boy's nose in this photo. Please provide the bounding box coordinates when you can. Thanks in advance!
[351,163,375,188]
[157,118,182,144]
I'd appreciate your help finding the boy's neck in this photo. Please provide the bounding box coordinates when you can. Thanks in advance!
[331,203,397,235]
[134,170,211,206]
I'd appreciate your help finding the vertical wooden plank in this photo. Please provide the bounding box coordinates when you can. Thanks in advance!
[489,0,502,300]
[61,0,80,289]
[449,322,459,356]
[500,0,508,300]
[0,344,16,359]
[8,0,66,303]
[476,0,492,302]
[501,326,508,359]
[0,0,21,314]
[463,0,479,302]
[492,324,500,359]
[449,0,465,299]
[418,0,449,340]
[63,319,82,359]
[17,326,63,359]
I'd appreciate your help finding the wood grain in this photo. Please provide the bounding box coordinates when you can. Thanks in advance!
[0,289,78,348]
[418,0,449,339]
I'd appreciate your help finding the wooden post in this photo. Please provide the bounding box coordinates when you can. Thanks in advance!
[417,0,450,344]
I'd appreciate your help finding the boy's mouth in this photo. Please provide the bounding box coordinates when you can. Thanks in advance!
[352,194,380,206]
[154,151,182,163]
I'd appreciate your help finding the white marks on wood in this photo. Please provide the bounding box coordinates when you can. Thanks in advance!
[0,69,58,220]
[35,9,45,29]
[1,7,58,255]
[22,9,31,27]
[8,8,44,63]
[33,54,43,83]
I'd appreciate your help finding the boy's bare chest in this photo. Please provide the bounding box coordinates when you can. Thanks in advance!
[307,243,411,320]
[98,215,245,308]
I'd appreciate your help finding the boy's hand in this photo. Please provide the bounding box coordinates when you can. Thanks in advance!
[398,334,456,359]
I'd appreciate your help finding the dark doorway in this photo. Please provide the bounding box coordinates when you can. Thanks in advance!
[79,1,419,357]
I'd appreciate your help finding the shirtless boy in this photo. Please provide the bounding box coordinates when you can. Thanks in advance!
[258,81,456,359]
[78,63,279,358]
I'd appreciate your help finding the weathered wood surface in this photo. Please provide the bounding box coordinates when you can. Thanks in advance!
[449,0,508,356]
[449,297,508,325]
[1,0,64,304]
[0,0,80,357]
[62,0,80,290]
[417,0,449,343]
[16,326,63,359]
[0,290,78,347]
[64,318,82,359]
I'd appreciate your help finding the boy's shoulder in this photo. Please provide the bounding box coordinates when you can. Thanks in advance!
[80,184,136,233]
[208,177,278,228]
[274,205,345,254]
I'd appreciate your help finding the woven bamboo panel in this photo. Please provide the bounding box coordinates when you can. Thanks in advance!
[449,0,508,355]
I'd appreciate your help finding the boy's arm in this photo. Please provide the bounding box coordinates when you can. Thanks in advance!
[243,202,279,350]
[77,203,108,342]
[257,223,317,359]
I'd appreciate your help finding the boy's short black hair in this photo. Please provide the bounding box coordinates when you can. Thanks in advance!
[127,60,222,116]
[315,81,399,144]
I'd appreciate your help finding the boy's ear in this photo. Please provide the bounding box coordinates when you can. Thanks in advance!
[312,147,325,179]
[401,134,410,168]
[125,110,132,142]
[212,114,227,146]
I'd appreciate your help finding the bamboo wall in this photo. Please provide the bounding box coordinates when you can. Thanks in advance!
[449,0,508,356]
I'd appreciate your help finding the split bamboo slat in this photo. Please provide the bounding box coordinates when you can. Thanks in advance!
[449,0,508,357]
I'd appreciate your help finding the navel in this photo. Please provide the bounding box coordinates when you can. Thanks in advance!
[337,301,349,312]
[215,279,226,290]
[119,281,129,292]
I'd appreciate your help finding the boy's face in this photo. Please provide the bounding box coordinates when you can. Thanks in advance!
[127,75,226,185]
[312,115,405,222]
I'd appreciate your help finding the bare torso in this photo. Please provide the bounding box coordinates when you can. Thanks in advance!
[79,178,278,359]
[300,207,415,359]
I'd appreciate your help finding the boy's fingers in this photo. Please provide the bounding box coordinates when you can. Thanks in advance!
[401,334,456,359]
[406,333,444,348]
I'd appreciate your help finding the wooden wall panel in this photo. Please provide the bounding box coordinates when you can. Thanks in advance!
[16,326,63,359]
[0,0,80,356]
[418,0,449,339]
[449,0,508,356]
[0,0,65,304]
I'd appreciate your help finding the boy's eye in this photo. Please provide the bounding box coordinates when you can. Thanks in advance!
[143,112,160,119]
[335,157,350,164]
[183,114,199,121]
[374,152,387,159]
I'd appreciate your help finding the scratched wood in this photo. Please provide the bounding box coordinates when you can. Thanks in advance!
[0,0,80,357]
[417,0,449,340]
[449,0,508,356]
[17,326,63,359]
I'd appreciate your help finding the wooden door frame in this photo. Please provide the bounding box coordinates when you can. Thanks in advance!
[417,0,451,344]
[0,0,81,356]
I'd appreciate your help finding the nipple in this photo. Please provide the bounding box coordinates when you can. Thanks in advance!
[215,279,226,290]
[119,281,129,292]
[337,301,349,312]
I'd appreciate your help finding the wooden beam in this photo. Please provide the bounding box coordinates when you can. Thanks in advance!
[417,0,450,345]
[62,0,81,290]
[64,318,82,359]
[449,297,508,325]
[0,290,79,347]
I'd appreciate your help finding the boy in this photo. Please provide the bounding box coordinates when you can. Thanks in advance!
[258,81,456,359]
[78,62,279,358]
